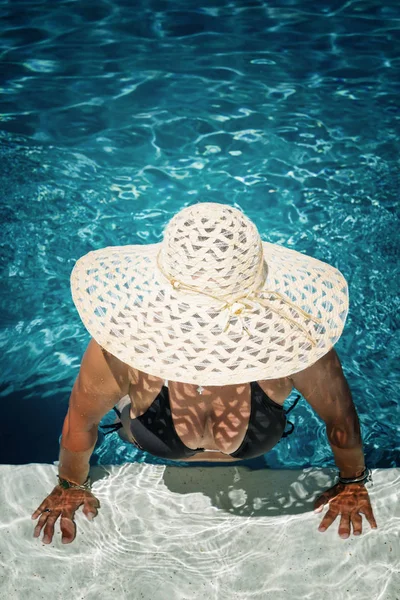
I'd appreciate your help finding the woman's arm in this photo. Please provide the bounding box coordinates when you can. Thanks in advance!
[59,339,130,484]
[291,348,378,538]
[290,348,366,478]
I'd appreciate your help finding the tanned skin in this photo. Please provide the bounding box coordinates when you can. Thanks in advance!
[32,340,377,544]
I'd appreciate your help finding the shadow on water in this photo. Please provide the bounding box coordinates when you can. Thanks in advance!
[0,382,69,465]
[162,465,330,518]
[87,463,341,519]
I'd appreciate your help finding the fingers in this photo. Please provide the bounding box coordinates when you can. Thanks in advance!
[32,501,51,520]
[60,517,77,544]
[361,506,378,530]
[82,494,100,521]
[35,505,78,544]
[315,483,378,537]
[338,512,366,538]
[33,509,79,544]
[351,512,363,536]
[42,512,62,544]
[57,504,79,544]
[34,510,67,544]
[32,487,91,544]
[33,512,51,539]
[82,507,97,521]
[317,507,378,537]
[318,507,338,532]
[32,488,101,545]
[338,512,351,539]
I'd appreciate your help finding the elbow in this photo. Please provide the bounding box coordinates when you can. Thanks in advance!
[61,427,98,454]
[326,414,362,449]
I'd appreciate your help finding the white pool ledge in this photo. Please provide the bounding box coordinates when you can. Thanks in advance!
[0,464,398,599]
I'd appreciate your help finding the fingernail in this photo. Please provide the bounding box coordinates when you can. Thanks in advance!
[318,527,326,532]
[87,513,94,521]
[43,536,50,544]
[354,532,360,536]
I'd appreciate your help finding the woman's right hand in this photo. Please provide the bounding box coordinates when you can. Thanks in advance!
[31,485,100,544]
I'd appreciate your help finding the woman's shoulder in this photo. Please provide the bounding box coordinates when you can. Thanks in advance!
[85,339,139,387]
[256,377,294,405]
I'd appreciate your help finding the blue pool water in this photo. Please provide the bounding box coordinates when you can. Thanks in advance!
[0,0,399,470]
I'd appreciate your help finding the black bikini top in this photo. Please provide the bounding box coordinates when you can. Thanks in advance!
[116,381,300,461]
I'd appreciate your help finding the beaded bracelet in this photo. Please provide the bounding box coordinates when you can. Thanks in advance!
[338,467,372,486]
[57,475,92,491]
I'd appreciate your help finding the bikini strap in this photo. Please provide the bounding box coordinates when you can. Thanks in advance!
[281,394,301,439]
[100,406,123,436]
[100,422,123,436]
[281,421,295,438]
[284,393,301,415]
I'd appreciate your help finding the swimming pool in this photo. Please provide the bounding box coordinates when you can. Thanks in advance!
[0,0,399,475]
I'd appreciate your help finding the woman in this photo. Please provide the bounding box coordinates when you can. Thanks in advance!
[32,203,377,544]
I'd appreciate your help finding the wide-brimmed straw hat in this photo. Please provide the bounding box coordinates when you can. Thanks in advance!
[71,203,349,385]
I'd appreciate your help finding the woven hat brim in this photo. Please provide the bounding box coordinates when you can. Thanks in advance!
[70,242,349,385]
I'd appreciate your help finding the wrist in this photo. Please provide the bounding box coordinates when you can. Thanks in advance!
[338,467,372,486]
[339,467,366,478]
[57,474,92,491]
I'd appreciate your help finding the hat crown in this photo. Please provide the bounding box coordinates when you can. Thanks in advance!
[160,203,265,298]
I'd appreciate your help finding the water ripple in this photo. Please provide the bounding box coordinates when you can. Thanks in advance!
[0,0,399,471]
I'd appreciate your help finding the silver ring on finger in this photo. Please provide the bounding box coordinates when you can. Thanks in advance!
[43,508,52,513]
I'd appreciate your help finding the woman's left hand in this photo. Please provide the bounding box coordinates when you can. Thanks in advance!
[314,482,378,538]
